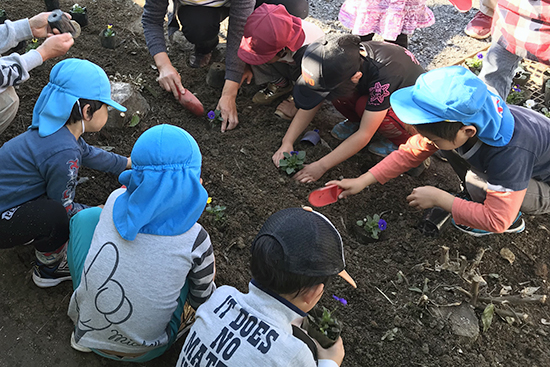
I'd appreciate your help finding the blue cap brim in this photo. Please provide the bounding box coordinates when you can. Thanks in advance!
[103,99,127,112]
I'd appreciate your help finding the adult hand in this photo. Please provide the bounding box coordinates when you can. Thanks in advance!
[272,143,293,168]
[217,80,240,132]
[293,161,327,183]
[36,33,74,61]
[29,12,52,38]
[157,63,184,100]
[216,94,238,132]
[407,186,452,210]
[317,337,345,366]
[326,177,369,199]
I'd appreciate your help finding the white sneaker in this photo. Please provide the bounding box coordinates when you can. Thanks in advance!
[71,331,92,353]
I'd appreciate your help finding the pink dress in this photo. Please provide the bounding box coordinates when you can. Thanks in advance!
[339,0,435,41]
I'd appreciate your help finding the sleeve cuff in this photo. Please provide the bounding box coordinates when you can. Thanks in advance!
[21,50,44,71]
[11,19,33,42]
[318,359,339,367]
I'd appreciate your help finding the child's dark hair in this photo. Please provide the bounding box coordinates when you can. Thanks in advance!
[250,236,330,297]
[66,98,104,125]
[414,120,465,142]
[326,34,362,102]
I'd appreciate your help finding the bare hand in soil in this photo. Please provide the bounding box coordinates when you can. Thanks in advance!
[239,65,253,86]
[316,336,345,366]
[37,33,74,61]
[217,80,240,132]
[294,162,327,183]
[272,143,293,168]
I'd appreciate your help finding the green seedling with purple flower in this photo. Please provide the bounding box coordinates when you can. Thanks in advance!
[356,214,387,239]
[279,151,306,175]
[506,85,526,105]
[304,294,346,348]
[207,110,224,124]
[465,53,484,74]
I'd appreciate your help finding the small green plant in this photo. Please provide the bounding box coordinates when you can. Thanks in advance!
[70,4,86,13]
[207,110,224,124]
[104,24,115,37]
[506,85,525,105]
[279,151,305,175]
[205,197,226,222]
[0,9,6,18]
[465,53,484,74]
[356,214,387,239]
[26,38,39,52]
[541,107,550,118]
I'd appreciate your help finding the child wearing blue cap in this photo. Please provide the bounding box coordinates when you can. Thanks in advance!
[67,124,216,362]
[328,65,550,236]
[0,58,130,287]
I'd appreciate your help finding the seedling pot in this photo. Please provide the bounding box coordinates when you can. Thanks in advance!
[417,207,451,237]
[351,223,380,244]
[512,71,531,87]
[100,32,116,49]
[206,62,226,89]
[301,129,320,145]
[70,11,88,27]
[45,0,60,11]
[302,306,341,349]
[0,15,7,24]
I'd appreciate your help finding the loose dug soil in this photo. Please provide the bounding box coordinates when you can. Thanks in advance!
[1,1,549,366]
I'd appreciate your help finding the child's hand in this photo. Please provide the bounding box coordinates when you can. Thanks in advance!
[293,161,327,183]
[316,337,345,366]
[326,175,373,199]
[272,143,293,168]
[407,186,454,211]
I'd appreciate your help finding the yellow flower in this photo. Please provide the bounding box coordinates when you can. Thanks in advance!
[206,197,212,204]
[107,24,113,29]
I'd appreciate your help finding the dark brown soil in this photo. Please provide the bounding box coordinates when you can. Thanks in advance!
[1,1,549,366]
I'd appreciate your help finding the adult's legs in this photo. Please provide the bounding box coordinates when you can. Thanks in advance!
[478,42,522,99]
[177,6,228,55]
[255,0,308,19]
[0,87,19,135]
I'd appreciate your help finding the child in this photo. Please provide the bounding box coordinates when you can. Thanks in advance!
[175,207,356,367]
[238,4,324,120]
[67,124,216,362]
[272,34,426,183]
[0,58,129,288]
[338,0,434,49]
[327,65,550,236]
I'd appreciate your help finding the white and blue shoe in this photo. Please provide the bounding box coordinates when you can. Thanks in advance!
[452,212,525,237]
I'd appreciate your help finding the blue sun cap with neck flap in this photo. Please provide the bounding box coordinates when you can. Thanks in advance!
[113,124,208,241]
[390,65,514,147]
[31,58,126,137]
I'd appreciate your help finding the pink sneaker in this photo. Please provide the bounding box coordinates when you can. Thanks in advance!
[464,11,492,39]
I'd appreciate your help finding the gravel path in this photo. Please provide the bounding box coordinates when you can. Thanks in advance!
[306,0,491,69]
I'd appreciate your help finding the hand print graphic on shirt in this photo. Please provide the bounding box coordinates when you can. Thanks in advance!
[73,242,133,343]
[369,82,391,105]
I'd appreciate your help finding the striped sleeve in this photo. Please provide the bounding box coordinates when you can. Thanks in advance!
[188,227,216,309]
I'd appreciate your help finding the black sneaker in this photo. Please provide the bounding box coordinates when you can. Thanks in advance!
[32,256,72,288]
[452,212,525,237]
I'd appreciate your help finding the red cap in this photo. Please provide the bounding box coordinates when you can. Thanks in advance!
[238,4,305,65]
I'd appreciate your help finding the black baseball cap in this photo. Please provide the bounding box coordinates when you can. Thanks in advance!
[293,35,362,110]
[251,207,356,288]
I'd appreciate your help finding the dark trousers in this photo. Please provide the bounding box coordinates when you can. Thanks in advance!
[0,197,69,252]
[177,0,309,54]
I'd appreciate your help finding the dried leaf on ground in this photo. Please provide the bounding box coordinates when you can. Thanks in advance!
[500,248,516,264]
[482,303,495,332]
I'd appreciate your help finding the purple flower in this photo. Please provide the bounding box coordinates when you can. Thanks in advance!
[207,110,216,119]
[378,219,387,231]
[290,151,298,156]
[512,85,521,93]
[332,295,348,305]
[477,53,483,59]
